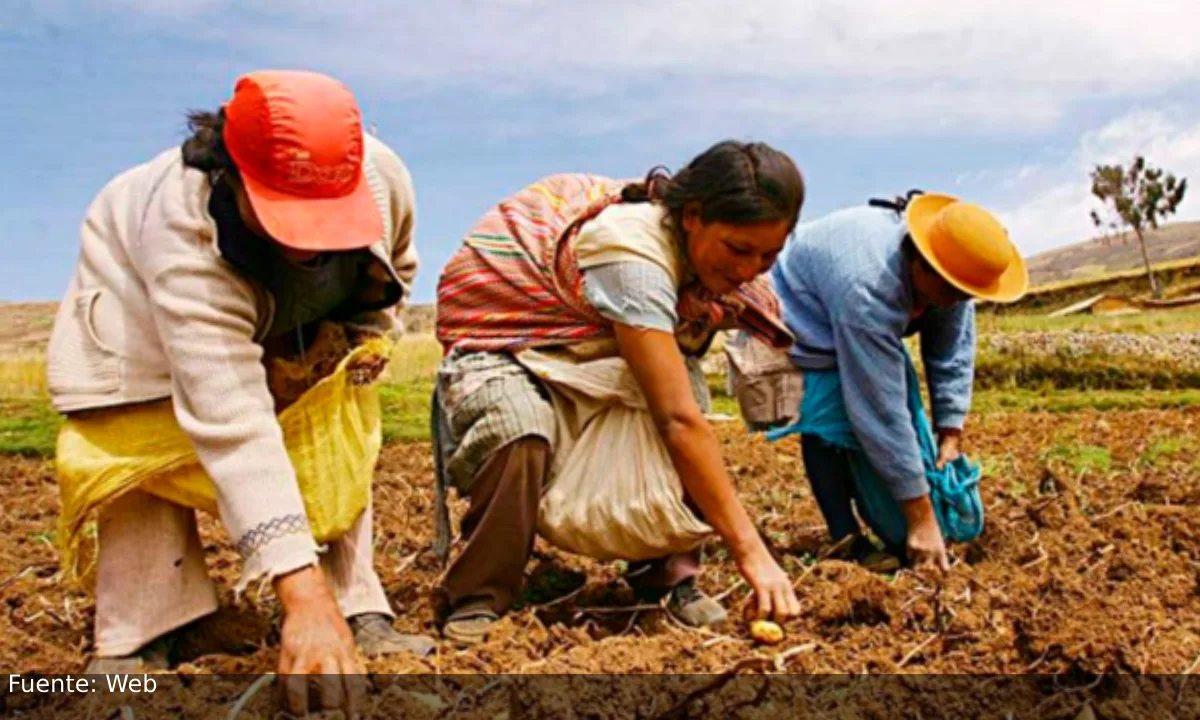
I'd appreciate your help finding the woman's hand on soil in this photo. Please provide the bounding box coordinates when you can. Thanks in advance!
[274,565,367,717]
[736,545,801,623]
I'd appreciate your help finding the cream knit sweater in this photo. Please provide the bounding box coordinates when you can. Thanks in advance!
[48,135,418,589]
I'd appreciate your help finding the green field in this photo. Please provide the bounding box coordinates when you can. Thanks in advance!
[0,334,447,457]
[978,304,1200,334]
[3,324,1200,458]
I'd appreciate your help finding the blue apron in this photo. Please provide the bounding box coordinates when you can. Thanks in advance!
[766,351,984,547]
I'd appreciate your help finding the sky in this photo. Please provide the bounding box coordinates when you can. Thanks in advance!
[2,1,1200,303]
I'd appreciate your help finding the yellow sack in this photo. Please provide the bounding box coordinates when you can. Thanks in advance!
[516,350,713,561]
[56,338,390,581]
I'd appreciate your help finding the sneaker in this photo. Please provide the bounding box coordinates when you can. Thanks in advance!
[664,580,728,628]
[849,535,902,573]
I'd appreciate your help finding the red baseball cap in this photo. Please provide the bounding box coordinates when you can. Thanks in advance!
[222,70,383,252]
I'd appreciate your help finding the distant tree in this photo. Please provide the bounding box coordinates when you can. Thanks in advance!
[1089,156,1187,298]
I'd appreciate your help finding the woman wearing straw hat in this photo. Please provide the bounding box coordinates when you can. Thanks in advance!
[766,192,1028,571]
[46,70,433,703]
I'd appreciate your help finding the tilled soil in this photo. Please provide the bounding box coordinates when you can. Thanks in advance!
[2,410,1198,717]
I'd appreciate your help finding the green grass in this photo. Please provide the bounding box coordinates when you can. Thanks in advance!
[1135,435,1196,469]
[0,335,445,401]
[0,397,62,457]
[0,336,445,455]
[978,306,1200,335]
[0,381,439,459]
[0,353,737,458]
[972,303,1200,392]
[978,454,1017,476]
[1041,443,1112,475]
[1139,438,1185,468]
[379,379,435,443]
[5,327,1200,459]
[384,334,442,385]
[709,393,738,417]
[382,376,740,446]
[5,384,1199,460]
[974,351,1200,392]
[376,334,441,443]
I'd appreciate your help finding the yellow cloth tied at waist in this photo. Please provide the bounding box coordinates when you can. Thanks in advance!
[56,339,389,581]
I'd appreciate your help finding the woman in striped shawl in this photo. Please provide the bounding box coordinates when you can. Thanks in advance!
[433,141,806,644]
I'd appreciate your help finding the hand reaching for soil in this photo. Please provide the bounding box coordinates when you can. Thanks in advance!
[902,495,950,571]
[737,545,801,623]
[274,565,368,717]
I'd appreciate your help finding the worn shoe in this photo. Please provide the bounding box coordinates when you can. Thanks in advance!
[850,535,902,574]
[348,613,436,658]
[441,600,500,646]
[85,633,175,674]
[664,580,728,628]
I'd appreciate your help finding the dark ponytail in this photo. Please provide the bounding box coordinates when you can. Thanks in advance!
[180,109,238,182]
[620,165,671,203]
[622,140,805,236]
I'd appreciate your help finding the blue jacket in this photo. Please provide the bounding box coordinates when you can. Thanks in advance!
[769,205,976,500]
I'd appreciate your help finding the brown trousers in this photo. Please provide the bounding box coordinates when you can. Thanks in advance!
[94,490,391,657]
[444,437,700,614]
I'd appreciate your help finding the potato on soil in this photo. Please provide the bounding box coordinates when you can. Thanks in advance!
[749,620,784,645]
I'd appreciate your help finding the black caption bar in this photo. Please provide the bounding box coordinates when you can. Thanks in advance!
[4,673,1199,719]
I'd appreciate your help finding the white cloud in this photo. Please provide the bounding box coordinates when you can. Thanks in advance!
[984,109,1200,255]
[26,0,1200,134]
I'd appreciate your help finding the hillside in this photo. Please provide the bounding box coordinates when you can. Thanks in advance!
[1025,221,1200,289]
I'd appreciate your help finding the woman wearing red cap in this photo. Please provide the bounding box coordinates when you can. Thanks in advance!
[47,71,432,688]
[433,142,806,644]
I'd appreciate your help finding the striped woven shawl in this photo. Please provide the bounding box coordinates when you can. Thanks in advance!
[436,173,793,356]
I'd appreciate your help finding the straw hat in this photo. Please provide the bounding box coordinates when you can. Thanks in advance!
[905,194,1028,303]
